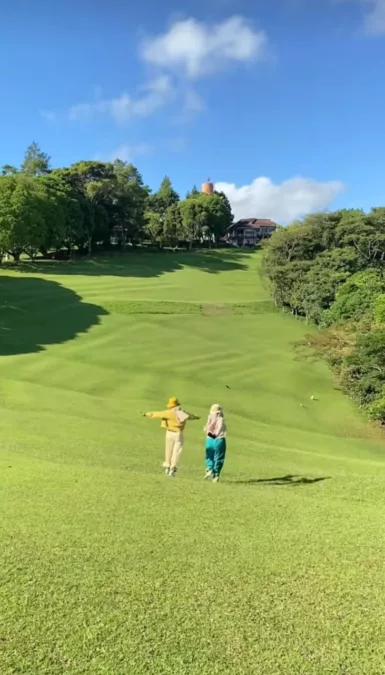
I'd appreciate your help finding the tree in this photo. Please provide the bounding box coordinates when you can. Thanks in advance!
[21,142,51,176]
[1,165,18,176]
[148,176,179,216]
[36,174,85,256]
[0,175,47,260]
[84,180,110,254]
[156,176,179,209]
[300,270,348,324]
[336,208,385,267]
[53,161,115,254]
[62,195,85,255]
[215,190,233,227]
[373,294,385,326]
[295,248,359,324]
[266,260,311,311]
[35,175,66,255]
[177,192,233,248]
[0,174,45,260]
[263,223,314,268]
[0,176,17,259]
[186,185,200,199]
[299,211,341,252]
[163,203,183,248]
[326,269,385,325]
[262,214,359,314]
[111,161,149,247]
[342,329,385,408]
[144,211,163,247]
[179,197,208,249]
[263,206,385,424]
[144,177,180,248]
[203,192,233,244]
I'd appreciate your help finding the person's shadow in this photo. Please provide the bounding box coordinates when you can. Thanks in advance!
[0,276,108,356]
[233,475,331,486]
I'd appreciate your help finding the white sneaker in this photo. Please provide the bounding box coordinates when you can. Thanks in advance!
[213,476,219,483]
[204,470,213,480]
[169,467,177,478]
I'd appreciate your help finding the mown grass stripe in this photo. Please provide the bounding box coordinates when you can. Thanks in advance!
[101,300,277,315]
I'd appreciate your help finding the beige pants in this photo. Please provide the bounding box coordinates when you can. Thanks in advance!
[164,430,184,468]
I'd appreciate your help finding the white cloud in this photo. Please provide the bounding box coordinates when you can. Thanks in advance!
[161,137,187,151]
[140,15,268,78]
[98,137,186,163]
[215,176,346,224]
[68,75,173,123]
[360,0,385,34]
[335,0,385,34]
[46,15,270,128]
[97,143,153,163]
[69,102,96,121]
[183,89,206,112]
[133,75,173,115]
[172,89,206,124]
[40,110,56,122]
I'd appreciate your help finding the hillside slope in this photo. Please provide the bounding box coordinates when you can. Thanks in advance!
[0,250,384,675]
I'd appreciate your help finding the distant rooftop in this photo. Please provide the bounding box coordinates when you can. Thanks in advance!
[228,218,278,230]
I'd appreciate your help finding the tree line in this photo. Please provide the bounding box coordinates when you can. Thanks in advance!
[262,209,385,423]
[0,142,233,261]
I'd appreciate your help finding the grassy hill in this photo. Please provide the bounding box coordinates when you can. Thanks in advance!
[1,250,384,674]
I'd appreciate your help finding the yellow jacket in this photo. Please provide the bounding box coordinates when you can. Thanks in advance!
[145,407,199,432]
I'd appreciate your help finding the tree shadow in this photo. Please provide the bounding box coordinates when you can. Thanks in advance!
[0,276,108,356]
[11,249,255,279]
[232,475,331,487]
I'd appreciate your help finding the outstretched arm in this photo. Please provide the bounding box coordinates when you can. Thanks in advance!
[144,410,172,420]
[186,412,200,421]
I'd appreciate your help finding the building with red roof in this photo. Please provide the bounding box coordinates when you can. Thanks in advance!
[224,218,278,248]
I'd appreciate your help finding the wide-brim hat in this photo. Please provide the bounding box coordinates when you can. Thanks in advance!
[167,397,180,409]
[210,403,223,414]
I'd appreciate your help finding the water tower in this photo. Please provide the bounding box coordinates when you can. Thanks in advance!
[201,178,214,195]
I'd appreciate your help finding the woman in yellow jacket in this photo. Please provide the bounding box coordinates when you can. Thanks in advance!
[143,397,200,477]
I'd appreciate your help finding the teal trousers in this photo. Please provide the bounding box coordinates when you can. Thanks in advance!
[205,437,227,477]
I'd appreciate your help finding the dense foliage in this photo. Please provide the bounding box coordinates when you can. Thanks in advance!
[0,144,233,260]
[263,210,385,422]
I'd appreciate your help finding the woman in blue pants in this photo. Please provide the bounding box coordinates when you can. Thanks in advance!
[204,404,227,483]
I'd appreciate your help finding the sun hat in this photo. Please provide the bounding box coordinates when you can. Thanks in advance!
[210,404,223,414]
[167,397,180,409]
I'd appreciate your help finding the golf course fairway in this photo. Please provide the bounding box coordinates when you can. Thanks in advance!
[0,249,384,674]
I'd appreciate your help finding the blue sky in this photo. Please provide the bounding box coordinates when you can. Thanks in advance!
[1,0,385,223]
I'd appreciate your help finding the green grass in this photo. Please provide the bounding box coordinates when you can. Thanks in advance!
[0,249,384,674]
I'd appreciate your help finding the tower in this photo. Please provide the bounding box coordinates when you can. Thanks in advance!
[201,178,214,195]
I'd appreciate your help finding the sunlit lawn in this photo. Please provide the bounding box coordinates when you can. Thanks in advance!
[0,250,384,674]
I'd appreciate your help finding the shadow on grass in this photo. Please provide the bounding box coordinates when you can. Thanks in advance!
[0,276,108,356]
[233,475,331,486]
[10,249,255,279]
